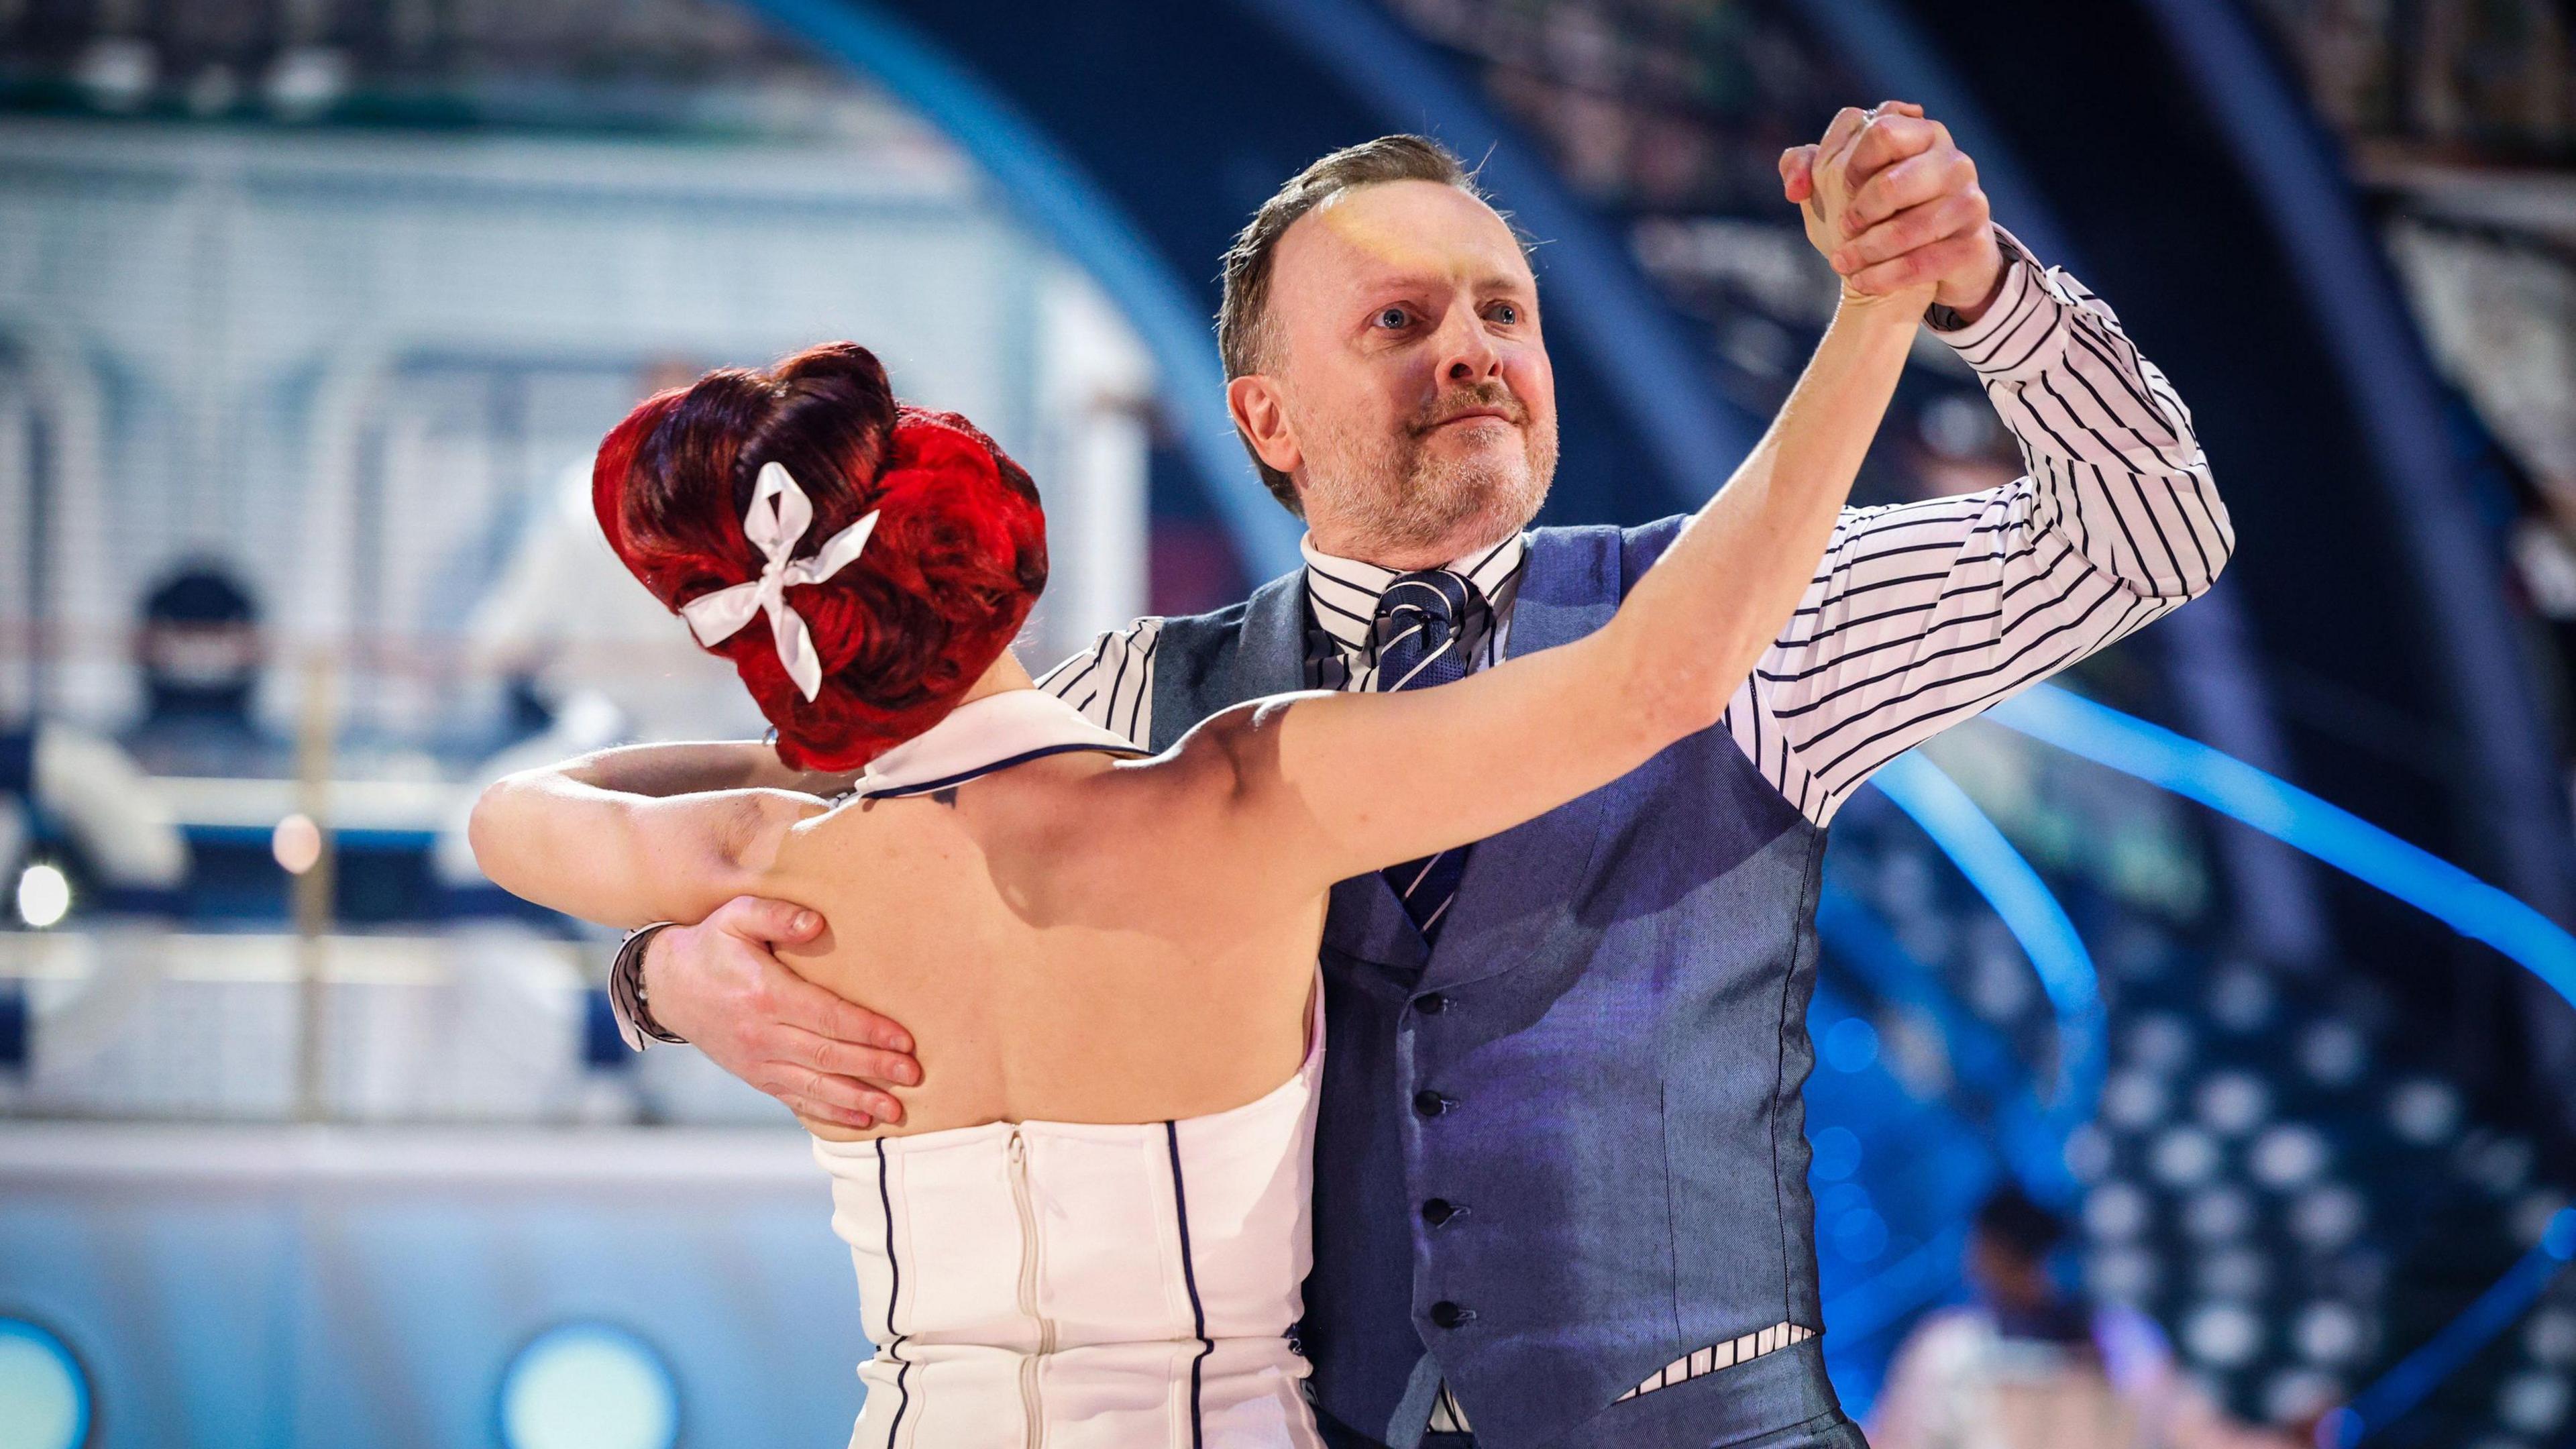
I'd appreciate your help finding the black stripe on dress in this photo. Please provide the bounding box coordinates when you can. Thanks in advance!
[876,1138,911,1448]
[856,743,1149,801]
[1165,1120,1211,1448]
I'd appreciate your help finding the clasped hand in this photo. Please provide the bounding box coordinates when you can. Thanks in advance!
[1779,100,2006,319]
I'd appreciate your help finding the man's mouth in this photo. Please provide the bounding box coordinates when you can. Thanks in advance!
[1424,407,1517,433]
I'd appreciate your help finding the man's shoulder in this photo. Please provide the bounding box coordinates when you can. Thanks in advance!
[1153,564,1307,649]
[1525,516,1688,546]
[1523,516,1691,588]
[1155,596,1252,635]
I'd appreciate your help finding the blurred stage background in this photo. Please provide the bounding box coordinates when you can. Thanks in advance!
[0,1,2573,1446]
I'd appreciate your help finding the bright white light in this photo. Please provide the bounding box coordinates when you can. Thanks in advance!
[15,865,69,929]
[2183,1301,2263,1367]
[500,1323,677,1449]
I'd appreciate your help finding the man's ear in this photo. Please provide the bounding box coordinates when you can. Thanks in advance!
[1227,374,1303,477]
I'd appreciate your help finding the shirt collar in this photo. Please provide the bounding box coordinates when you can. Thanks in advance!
[1299,532,1527,658]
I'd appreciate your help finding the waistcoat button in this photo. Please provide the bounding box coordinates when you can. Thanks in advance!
[1413,1089,1452,1118]
[1430,1300,1473,1329]
[1415,992,1450,1015]
[1421,1198,1458,1226]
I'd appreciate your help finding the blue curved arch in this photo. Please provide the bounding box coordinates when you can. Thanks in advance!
[2131,0,2576,927]
[0,1316,91,1449]
[1872,750,2106,1129]
[2325,1206,2576,1446]
[1990,684,2576,1010]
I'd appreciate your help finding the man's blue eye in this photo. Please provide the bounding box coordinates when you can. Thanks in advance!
[1376,307,1408,328]
[1491,303,1519,324]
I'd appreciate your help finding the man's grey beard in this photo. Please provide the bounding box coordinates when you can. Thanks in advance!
[1294,382,1559,557]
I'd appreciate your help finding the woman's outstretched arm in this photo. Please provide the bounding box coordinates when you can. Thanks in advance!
[1172,254,1935,906]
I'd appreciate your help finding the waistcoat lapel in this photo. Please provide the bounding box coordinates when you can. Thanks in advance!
[1226,570,1309,706]
[1419,527,1623,991]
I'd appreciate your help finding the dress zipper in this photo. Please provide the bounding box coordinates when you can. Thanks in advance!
[1007,1128,1055,1448]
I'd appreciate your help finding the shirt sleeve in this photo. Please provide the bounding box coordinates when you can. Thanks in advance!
[1724,228,2233,826]
[1034,616,1162,748]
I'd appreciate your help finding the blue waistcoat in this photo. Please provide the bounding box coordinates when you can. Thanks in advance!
[1148,522,1851,1449]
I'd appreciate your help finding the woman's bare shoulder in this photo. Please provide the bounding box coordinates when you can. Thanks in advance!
[985,738,1275,922]
[767,725,1283,928]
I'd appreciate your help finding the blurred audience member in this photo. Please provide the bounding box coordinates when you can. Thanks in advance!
[1870,1189,2308,1449]
[0,717,186,911]
[464,458,767,749]
[123,562,282,776]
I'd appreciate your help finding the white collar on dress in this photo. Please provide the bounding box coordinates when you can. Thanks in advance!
[853,688,1147,800]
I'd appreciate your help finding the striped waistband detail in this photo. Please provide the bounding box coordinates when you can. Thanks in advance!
[1428,1319,1817,1435]
[1611,1321,1816,1403]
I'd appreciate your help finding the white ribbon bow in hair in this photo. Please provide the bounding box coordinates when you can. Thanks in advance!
[680,460,881,701]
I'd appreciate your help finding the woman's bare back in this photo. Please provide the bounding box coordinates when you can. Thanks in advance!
[763,748,1327,1141]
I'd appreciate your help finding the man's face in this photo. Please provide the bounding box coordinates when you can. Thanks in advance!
[1242,180,1559,566]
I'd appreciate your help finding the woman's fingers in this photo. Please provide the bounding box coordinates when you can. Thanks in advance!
[1778,144,1817,203]
[1819,105,1873,159]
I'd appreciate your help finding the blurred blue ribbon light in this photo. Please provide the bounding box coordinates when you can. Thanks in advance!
[1988,685,2576,1010]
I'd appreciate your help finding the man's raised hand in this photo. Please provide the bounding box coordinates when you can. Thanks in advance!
[641,894,922,1129]
[1778,100,2006,319]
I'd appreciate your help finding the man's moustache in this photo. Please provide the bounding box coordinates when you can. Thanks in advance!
[1412,391,1528,435]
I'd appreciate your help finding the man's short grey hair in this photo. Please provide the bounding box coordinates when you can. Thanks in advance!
[1217,134,1495,515]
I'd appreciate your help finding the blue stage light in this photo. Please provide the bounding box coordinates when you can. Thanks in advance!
[498,1322,679,1449]
[1871,751,2099,1020]
[2322,1208,2576,1446]
[1822,1016,1882,1074]
[1987,685,2576,1010]
[1811,1125,1864,1182]
[0,1318,90,1449]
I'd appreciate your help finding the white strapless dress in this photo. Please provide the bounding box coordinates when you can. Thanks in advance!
[806,690,1328,1449]
[810,989,1326,1449]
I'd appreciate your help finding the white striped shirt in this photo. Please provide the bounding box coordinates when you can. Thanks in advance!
[1036,233,2231,830]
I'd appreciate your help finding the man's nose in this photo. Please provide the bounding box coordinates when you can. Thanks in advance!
[1435,311,1501,383]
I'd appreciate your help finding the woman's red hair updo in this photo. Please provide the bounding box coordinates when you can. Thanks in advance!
[593,343,1047,771]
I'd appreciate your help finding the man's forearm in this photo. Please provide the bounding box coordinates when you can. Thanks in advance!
[1946,233,2232,601]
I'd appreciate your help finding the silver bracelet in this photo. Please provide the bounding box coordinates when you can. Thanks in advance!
[611,922,687,1046]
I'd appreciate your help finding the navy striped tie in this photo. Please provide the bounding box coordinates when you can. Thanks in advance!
[1371,570,1485,943]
